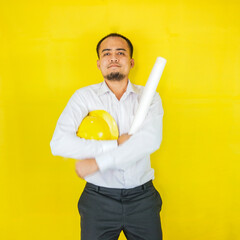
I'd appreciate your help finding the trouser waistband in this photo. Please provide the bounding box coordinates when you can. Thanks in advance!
[85,180,153,196]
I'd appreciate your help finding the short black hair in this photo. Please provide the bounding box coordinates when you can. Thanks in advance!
[96,33,133,59]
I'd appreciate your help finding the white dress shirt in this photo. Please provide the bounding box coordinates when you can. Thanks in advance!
[50,80,163,189]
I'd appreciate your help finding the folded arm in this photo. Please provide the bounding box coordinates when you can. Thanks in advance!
[96,105,163,171]
[50,91,117,160]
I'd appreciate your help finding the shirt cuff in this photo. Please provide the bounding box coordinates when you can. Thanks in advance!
[95,152,115,172]
[101,140,118,153]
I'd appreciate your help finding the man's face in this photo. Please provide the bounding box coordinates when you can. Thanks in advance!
[97,37,134,81]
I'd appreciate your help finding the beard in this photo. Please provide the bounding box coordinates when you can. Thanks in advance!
[105,72,125,81]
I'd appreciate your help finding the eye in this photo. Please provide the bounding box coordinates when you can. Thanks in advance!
[103,52,110,56]
[118,52,124,55]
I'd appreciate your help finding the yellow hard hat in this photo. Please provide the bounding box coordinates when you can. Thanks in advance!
[77,110,119,140]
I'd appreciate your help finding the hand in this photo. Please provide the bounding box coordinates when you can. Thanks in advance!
[117,134,131,146]
[75,158,99,179]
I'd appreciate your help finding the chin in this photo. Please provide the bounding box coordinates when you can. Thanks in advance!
[105,72,125,81]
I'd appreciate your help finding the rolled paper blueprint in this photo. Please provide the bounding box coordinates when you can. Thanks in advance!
[128,57,167,135]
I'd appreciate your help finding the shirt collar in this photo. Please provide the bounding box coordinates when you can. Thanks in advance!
[98,80,139,97]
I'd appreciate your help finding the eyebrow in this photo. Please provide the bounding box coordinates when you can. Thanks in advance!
[101,48,127,53]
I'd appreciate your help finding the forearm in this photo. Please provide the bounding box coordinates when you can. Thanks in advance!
[75,158,99,178]
[50,130,117,160]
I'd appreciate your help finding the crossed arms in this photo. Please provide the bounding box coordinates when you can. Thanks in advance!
[50,90,163,178]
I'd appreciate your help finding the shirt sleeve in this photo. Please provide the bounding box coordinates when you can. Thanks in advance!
[95,92,164,171]
[50,91,118,160]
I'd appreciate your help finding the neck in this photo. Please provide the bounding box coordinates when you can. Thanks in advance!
[105,78,128,100]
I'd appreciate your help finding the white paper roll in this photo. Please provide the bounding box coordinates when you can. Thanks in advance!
[128,57,166,135]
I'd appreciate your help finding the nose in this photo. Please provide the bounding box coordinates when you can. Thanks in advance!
[110,54,119,62]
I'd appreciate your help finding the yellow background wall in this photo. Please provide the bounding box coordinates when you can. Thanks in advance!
[0,0,239,239]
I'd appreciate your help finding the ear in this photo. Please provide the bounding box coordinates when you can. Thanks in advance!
[130,59,135,68]
[97,59,100,70]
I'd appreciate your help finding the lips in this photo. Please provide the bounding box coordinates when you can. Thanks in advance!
[108,64,120,68]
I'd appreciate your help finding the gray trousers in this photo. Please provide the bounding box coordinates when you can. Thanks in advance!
[78,181,162,240]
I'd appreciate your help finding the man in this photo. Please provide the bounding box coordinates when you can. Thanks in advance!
[50,33,164,240]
